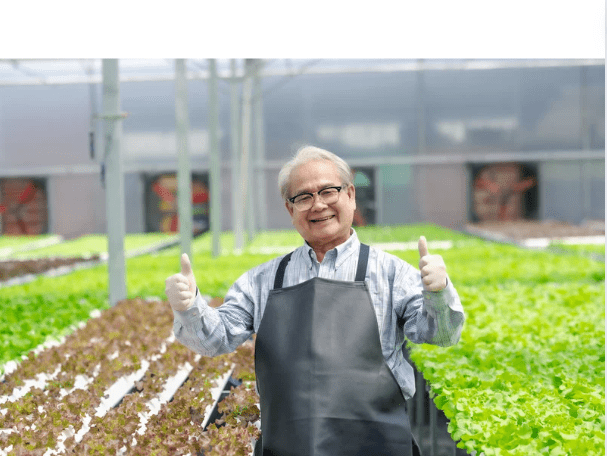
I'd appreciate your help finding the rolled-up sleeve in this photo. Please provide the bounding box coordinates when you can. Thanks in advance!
[421,280,464,346]
[173,271,257,357]
[397,262,465,347]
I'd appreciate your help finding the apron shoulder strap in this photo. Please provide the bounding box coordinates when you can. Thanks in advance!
[273,251,293,289]
[355,243,370,282]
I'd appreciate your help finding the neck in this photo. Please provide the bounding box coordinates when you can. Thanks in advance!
[313,247,330,263]
[309,228,354,263]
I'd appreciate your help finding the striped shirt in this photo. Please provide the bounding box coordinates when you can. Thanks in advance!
[173,229,465,399]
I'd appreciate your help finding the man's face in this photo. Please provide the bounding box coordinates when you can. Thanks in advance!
[285,159,356,253]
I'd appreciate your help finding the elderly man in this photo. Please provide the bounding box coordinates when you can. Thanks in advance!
[165,145,464,456]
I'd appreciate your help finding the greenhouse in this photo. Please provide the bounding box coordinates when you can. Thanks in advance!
[0,58,604,455]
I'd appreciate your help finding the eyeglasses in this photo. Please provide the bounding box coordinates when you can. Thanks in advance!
[288,186,344,211]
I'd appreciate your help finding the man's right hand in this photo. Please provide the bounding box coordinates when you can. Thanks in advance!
[165,253,197,311]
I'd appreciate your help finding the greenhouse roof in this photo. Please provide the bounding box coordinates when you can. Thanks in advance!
[0,58,602,86]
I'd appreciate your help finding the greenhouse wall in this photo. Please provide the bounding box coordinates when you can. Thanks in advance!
[48,174,106,238]
[540,158,606,224]
[416,164,468,229]
[378,164,417,226]
[0,61,603,237]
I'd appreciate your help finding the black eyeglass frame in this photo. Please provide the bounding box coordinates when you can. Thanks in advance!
[287,185,344,206]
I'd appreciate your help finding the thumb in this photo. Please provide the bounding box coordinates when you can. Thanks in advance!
[180,253,193,276]
[418,236,429,258]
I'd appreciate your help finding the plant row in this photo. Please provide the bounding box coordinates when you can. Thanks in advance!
[0,256,102,282]
[0,233,181,291]
[0,297,259,455]
[6,233,178,260]
[1,225,604,455]
[0,235,63,259]
[404,253,605,454]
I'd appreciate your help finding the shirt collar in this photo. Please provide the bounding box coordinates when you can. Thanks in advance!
[302,228,361,269]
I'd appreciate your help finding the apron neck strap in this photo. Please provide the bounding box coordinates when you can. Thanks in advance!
[273,243,370,290]
[274,252,293,289]
[355,243,370,282]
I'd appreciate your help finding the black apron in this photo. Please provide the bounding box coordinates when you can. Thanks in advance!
[254,244,415,456]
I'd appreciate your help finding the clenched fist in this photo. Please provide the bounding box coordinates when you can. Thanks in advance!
[165,253,197,311]
[418,236,448,292]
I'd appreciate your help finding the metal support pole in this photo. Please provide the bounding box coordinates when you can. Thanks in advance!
[175,59,193,260]
[376,166,384,224]
[415,369,424,439]
[208,59,221,257]
[415,60,427,223]
[580,66,592,221]
[101,59,126,307]
[240,60,254,244]
[88,65,99,162]
[253,61,268,231]
[88,63,102,233]
[230,59,243,253]
[416,60,427,156]
[429,384,437,456]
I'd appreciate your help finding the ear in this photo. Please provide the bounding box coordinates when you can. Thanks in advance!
[347,183,356,198]
[285,200,294,217]
[347,183,356,209]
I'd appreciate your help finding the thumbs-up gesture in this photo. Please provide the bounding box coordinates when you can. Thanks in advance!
[418,236,448,292]
[165,253,198,311]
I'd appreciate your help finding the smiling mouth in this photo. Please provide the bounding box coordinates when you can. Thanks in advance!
[310,215,335,223]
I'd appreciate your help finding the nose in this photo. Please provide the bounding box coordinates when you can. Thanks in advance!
[310,193,329,210]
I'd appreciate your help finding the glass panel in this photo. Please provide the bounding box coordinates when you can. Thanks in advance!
[423,64,598,153]
[262,71,418,159]
[582,66,605,150]
[378,164,416,224]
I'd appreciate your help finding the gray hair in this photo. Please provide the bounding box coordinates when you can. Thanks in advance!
[278,145,353,200]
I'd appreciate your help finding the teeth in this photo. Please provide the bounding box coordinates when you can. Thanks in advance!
[313,216,332,222]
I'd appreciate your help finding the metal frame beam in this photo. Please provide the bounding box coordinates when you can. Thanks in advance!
[208,59,221,257]
[0,150,603,178]
[101,59,127,306]
[0,59,602,86]
[175,59,193,259]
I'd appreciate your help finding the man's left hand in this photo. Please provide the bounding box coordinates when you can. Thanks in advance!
[418,236,448,292]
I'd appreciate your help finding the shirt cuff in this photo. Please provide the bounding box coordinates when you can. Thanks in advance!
[421,276,462,318]
[172,291,207,327]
